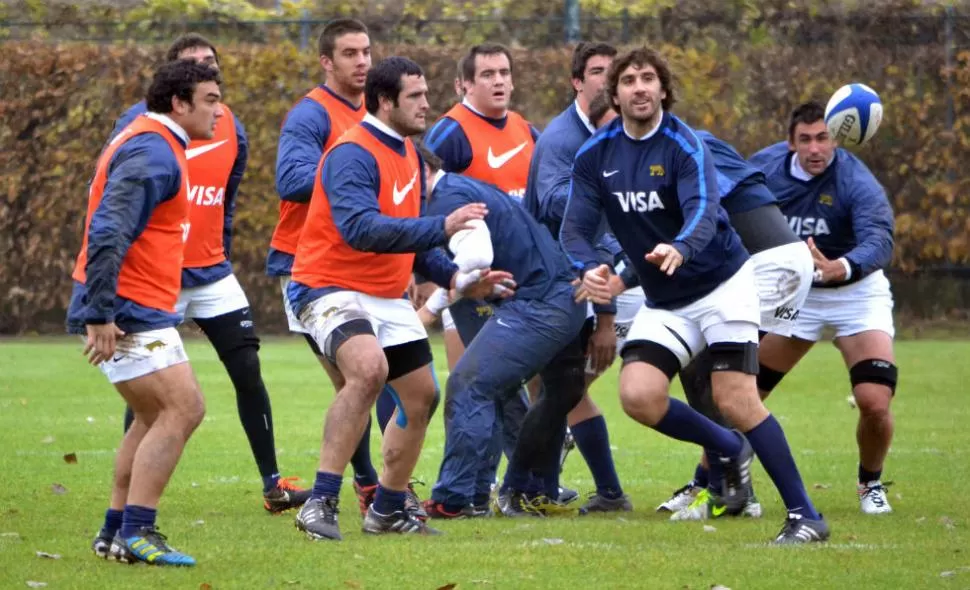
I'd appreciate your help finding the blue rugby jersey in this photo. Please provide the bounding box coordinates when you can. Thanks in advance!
[561,113,748,309]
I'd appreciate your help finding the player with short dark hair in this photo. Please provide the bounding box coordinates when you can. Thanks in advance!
[77,59,223,566]
[106,33,311,516]
[561,47,829,544]
[750,101,897,515]
[289,56,510,540]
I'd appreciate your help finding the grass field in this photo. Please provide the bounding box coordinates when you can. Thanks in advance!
[1,336,969,589]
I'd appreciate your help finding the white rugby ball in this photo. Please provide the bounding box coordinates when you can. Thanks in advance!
[824,83,883,147]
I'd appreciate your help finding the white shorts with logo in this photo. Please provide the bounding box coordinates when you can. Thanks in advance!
[751,241,814,337]
[624,260,761,368]
[176,274,249,320]
[614,287,644,352]
[791,270,895,341]
[279,276,307,334]
[89,328,189,384]
[299,290,428,357]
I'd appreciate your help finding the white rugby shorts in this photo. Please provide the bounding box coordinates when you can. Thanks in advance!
[624,260,760,369]
[791,270,895,341]
[90,327,189,384]
[176,274,249,320]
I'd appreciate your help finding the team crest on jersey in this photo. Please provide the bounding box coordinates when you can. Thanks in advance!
[819,193,834,206]
[650,164,665,177]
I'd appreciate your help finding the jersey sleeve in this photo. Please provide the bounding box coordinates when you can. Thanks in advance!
[560,149,607,275]
[324,144,449,253]
[84,135,182,324]
[275,99,330,203]
[668,132,720,263]
[424,116,472,173]
[530,138,575,235]
[223,116,249,259]
[843,170,895,277]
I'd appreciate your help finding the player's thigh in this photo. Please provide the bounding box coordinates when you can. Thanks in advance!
[300,290,388,388]
[758,333,815,372]
[181,274,249,320]
[752,242,814,337]
[619,305,704,408]
[386,340,437,425]
[116,355,204,426]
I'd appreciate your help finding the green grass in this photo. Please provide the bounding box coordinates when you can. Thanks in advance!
[1,337,968,589]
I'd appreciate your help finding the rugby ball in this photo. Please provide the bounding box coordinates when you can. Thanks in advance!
[824,83,883,147]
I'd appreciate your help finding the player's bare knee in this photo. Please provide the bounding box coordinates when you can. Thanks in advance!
[619,340,679,424]
[709,342,764,423]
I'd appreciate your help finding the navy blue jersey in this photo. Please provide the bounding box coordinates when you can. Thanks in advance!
[750,142,894,284]
[561,113,748,309]
[426,173,574,302]
[695,130,776,215]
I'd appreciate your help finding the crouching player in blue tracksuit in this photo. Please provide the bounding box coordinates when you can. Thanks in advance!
[561,47,829,543]
[416,144,591,518]
[750,101,897,516]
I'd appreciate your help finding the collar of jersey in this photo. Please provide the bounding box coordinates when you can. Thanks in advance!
[429,169,447,195]
[460,99,508,127]
[789,150,835,182]
[622,108,664,141]
[361,113,408,156]
[573,100,595,134]
[144,112,189,146]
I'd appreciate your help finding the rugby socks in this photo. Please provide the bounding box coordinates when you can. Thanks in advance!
[350,417,379,488]
[372,485,407,515]
[745,415,821,520]
[652,398,743,457]
[704,452,722,493]
[120,505,157,538]
[694,461,710,490]
[859,465,882,485]
[101,508,123,537]
[311,471,343,501]
[572,416,624,498]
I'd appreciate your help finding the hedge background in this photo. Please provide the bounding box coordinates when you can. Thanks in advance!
[2,37,970,334]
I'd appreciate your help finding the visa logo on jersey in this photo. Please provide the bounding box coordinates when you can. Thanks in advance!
[188,185,225,207]
[613,191,665,213]
[787,216,831,237]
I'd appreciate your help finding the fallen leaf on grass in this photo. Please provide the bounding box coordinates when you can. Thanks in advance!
[344,581,360,589]
[63,453,77,464]
[26,582,47,588]
[812,483,832,490]
[35,551,60,560]
[50,484,67,495]
[437,585,458,590]
[200,584,212,590]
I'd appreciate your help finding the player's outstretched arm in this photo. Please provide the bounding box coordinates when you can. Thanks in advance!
[275,100,329,203]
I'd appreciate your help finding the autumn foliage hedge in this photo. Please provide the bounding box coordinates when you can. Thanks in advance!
[2,40,970,334]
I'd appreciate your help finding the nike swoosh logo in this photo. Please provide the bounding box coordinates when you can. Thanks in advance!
[711,504,727,517]
[603,169,619,177]
[185,139,228,160]
[392,171,419,205]
[496,318,511,328]
[487,142,527,169]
